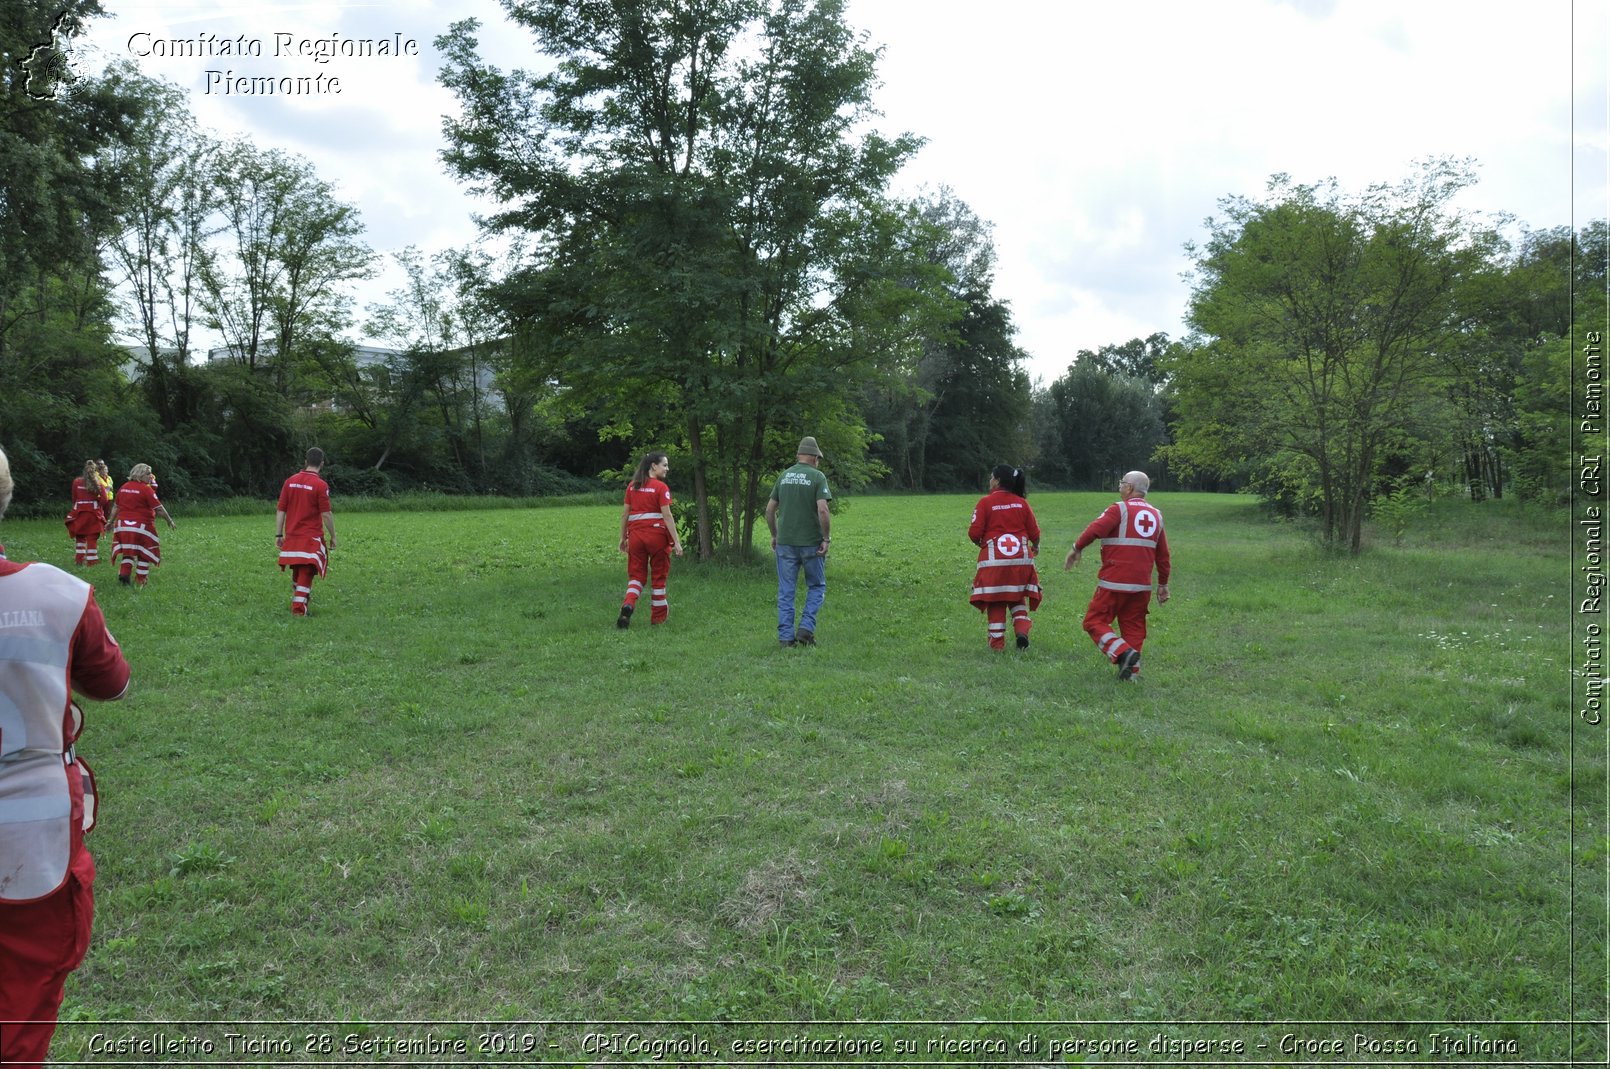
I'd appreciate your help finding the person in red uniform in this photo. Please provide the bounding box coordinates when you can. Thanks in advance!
[105,463,176,587]
[64,461,107,566]
[616,451,683,628]
[1065,469,1171,681]
[968,464,1042,651]
[0,446,132,1068]
[275,448,337,617]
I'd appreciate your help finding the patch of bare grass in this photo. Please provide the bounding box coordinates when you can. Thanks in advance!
[716,854,817,932]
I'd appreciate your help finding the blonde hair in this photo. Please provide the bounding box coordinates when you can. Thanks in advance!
[83,459,99,480]
[0,448,12,519]
[129,463,153,482]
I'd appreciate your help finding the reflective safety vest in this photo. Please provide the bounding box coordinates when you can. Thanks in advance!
[968,492,1042,609]
[0,565,97,903]
[971,530,1042,600]
[1095,499,1166,593]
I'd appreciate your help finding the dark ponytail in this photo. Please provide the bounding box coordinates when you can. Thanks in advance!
[631,451,668,490]
[991,463,1027,498]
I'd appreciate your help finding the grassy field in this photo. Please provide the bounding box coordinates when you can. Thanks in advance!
[5,491,1599,1064]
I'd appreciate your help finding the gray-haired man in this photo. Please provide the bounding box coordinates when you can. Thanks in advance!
[1065,470,1171,681]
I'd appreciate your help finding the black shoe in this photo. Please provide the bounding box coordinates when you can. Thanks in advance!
[1116,649,1141,681]
[796,631,815,646]
[616,605,633,629]
[1015,634,1030,650]
[118,573,130,586]
[779,639,796,648]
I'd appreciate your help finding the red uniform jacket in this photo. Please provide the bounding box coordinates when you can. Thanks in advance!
[968,490,1042,609]
[65,479,105,537]
[624,479,672,531]
[1075,497,1170,593]
[113,481,161,527]
[278,469,332,576]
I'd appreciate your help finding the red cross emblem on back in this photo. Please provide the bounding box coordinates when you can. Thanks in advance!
[1133,510,1158,539]
[996,533,1022,557]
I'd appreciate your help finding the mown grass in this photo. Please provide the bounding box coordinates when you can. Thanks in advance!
[1,491,1596,1063]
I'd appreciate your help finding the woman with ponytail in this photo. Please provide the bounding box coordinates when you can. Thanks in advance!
[65,461,107,566]
[616,452,683,628]
[966,464,1042,650]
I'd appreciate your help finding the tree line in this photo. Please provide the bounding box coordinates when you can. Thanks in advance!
[2,0,1593,557]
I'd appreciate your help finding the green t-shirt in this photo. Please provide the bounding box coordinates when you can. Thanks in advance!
[769,462,832,545]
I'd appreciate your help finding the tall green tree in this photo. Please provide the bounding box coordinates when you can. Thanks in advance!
[357,246,503,483]
[1418,222,1574,502]
[0,1,133,343]
[911,290,1030,488]
[1075,332,1173,386]
[1167,162,1494,552]
[102,65,217,431]
[202,141,373,385]
[1033,358,1166,490]
[1505,221,1606,505]
[192,141,373,489]
[437,0,921,556]
[861,188,1030,491]
[0,2,162,505]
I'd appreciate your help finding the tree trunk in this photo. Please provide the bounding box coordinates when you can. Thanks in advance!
[740,408,770,557]
[469,349,486,485]
[1464,442,1486,503]
[1317,458,1339,546]
[1344,472,1365,555]
[687,415,714,560]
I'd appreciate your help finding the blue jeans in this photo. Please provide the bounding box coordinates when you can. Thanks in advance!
[776,543,826,641]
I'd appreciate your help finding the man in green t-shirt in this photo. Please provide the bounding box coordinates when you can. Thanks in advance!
[765,436,832,647]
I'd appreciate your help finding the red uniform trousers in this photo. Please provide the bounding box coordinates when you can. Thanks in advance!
[65,515,104,567]
[0,848,95,1068]
[983,603,1033,649]
[623,527,672,624]
[290,564,317,615]
[70,533,101,567]
[1082,587,1151,674]
[278,536,328,616]
[110,522,159,584]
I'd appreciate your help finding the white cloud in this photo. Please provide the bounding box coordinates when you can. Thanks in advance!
[852,0,1594,381]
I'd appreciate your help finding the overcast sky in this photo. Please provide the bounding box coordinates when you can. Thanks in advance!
[75,0,1608,385]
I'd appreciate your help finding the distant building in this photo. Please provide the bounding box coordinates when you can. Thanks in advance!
[118,343,178,379]
[203,343,402,367]
[204,341,502,413]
